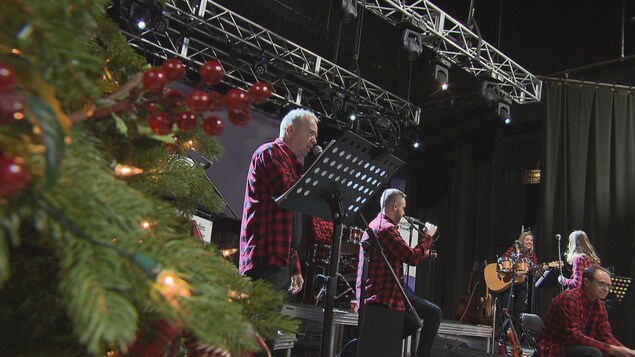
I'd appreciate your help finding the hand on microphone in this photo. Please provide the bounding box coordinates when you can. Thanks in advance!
[424,222,438,237]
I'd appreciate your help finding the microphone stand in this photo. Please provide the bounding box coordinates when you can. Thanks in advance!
[556,235,564,293]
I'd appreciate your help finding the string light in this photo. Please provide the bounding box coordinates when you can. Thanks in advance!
[140,221,152,229]
[156,270,191,306]
[221,248,238,258]
[114,164,143,176]
[228,290,250,302]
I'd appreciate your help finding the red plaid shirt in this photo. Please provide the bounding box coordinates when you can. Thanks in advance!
[356,213,433,311]
[536,287,623,356]
[561,255,597,289]
[239,138,303,276]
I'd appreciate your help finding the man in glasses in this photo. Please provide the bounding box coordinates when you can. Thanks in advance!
[537,266,635,357]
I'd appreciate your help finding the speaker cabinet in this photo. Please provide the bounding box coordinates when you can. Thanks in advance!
[357,305,404,357]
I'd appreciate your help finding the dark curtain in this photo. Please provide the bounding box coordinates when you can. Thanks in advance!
[407,82,635,346]
[406,111,528,324]
[540,81,635,344]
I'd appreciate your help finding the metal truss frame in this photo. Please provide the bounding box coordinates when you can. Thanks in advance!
[120,0,421,125]
[363,0,543,104]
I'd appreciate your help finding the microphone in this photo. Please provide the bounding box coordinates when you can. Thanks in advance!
[404,215,425,226]
[404,216,430,235]
[311,145,323,156]
[555,234,561,241]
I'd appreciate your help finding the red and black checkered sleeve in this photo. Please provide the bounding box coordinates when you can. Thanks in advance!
[381,226,432,266]
[561,255,591,289]
[501,245,516,258]
[592,301,623,347]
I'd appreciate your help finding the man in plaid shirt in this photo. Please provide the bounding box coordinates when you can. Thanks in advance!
[536,266,635,357]
[355,188,442,357]
[239,108,318,295]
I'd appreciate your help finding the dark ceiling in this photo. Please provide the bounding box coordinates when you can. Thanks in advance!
[212,0,635,107]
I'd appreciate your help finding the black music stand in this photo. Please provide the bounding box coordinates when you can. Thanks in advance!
[534,268,561,290]
[276,130,404,357]
[606,275,632,307]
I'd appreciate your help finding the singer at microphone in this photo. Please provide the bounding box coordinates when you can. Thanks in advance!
[238,109,319,298]
[355,188,442,357]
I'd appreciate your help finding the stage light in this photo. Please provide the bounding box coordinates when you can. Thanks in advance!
[332,92,345,112]
[339,0,358,23]
[128,0,168,33]
[413,141,421,149]
[401,29,423,61]
[432,57,450,88]
[478,81,500,107]
[130,3,151,31]
[498,98,512,124]
[350,113,357,121]
[253,60,268,77]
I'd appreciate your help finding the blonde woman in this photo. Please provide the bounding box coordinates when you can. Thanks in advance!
[558,230,601,289]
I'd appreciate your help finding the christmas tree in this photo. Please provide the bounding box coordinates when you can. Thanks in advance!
[0,0,293,355]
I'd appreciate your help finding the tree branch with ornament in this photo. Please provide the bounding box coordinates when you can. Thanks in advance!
[0,58,274,197]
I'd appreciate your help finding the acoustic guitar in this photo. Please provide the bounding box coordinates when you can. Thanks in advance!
[484,260,562,293]
[478,261,493,325]
[455,263,479,324]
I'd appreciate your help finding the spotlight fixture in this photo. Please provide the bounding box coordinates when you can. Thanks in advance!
[497,97,512,124]
[129,2,151,31]
[339,0,358,23]
[332,92,345,112]
[401,29,423,61]
[478,80,500,107]
[253,60,268,77]
[431,57,450,89]
[128,0,168,33]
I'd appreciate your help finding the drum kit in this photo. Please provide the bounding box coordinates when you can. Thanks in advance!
[306,226,363,308]
[496,255,530,276]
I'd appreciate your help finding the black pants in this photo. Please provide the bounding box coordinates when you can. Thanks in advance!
[402,294,442,357]
[499,282,528,334]
[563,345,603,357]
[245,265,292,292]
[245,266,292,357]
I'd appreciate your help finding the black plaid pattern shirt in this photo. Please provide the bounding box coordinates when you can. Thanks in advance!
[239,138,303,275]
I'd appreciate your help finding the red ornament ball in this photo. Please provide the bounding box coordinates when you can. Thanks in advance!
[207,91,223,112]
[248,82,273,104]
[0,155,31,197]
[161,88,185,110]
[0,62,17,93]
[186,90,211,112]
[225,88,250,110]
[0,92,25,124]
[202,115,225,136]
[161,58,186,81]
[143,67,167,93]
[199,60,224,85]
[228,108,251,126]
[147,111,173,135]
[176,110,198,132]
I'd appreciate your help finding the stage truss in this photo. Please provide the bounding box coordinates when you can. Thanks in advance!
[363,0,542,104]
[119,0,421,129]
